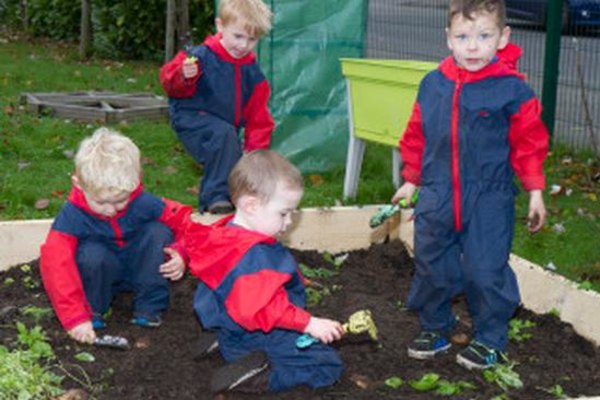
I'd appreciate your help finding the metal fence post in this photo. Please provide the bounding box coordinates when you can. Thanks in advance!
[541,0,564,140]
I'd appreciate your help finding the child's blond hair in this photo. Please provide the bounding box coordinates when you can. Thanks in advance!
[218,0,273,37]
[229,149,303,205]
[448,0,506,29]
[74,128,141,197]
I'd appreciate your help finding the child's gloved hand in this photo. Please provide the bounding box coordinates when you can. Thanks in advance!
[182,56,199,79]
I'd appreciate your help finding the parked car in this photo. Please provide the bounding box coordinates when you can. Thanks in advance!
[505,0,600,29]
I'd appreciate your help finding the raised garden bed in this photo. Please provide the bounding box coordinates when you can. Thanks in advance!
[1,208,600,399]
[20,92,168,124]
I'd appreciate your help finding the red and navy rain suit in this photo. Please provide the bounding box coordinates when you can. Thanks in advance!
[160,33,274,211]
[400,44,548,351]
[186,217,343,392]
[40,185,193,331]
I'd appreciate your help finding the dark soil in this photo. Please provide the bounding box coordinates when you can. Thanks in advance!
[1,240,600,400]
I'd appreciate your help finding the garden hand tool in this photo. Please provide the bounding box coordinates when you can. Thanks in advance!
[296,309,378,349]
[369,192,419,228]
[94,334,131,350]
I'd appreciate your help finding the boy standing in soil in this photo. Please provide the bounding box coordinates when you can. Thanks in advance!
[392,0,548,369]
[185,150,344,394]
[40,128,194,344]
[160,0,275,215]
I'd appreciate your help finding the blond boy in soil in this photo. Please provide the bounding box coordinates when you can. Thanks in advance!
[185,150,344,393]
[40,128,193,344]
[160,0,274,215]
[392,0,548,369]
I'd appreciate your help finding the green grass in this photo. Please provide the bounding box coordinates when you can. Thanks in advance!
[1,36,599,291]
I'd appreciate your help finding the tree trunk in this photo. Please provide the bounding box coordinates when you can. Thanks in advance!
[79,0,92,59]
[165,0,177,62]
[177,0,191,50]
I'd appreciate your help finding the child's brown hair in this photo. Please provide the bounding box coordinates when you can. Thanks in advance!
[229,149,303,205]
[447,0,507,29]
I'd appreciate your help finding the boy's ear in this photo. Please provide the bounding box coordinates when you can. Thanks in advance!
[236,194,260,215]
[71,174,82,190]
[215,18,223,33]
[498,25,511,50]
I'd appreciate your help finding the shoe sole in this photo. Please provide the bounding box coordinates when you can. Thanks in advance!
[211,352,268,393]
[407,343,451,360]
[456,353,492,370]
[193,335,220,361]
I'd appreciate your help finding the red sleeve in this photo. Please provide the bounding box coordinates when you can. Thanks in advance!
[158,198,194,264]
[508,97,549,191]
[159,51,201,98]
[40,230,92,331]
[399,101,425,185]
[242,80,274,151]
[225,270,311,332]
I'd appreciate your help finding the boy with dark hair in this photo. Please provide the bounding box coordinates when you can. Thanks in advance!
[392,0,548,369]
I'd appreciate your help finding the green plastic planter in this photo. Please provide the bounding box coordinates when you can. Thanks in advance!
[340,58,437,147]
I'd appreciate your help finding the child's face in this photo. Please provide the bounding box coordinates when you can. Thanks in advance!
[246,184,303,237]
[217,19,259,59]
[446,11,510,72]
[83,189,130,218]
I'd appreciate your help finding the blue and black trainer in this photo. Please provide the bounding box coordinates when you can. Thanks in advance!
[130,313,162,328]
[456,340,502,370]
[91,313,107,330]
[407,331,451,360]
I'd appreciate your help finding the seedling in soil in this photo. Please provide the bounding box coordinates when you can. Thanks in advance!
[483,359,523,391]
[21,306,53,324]
[299,262,337,279]
[508,318,536,342]
[74,351,96,363]
[3,277,15,286]
[408,372,440,391]
[384,376,404,389]
[296,309,378,348]
[539,384,567,399]
[548,308,561,318]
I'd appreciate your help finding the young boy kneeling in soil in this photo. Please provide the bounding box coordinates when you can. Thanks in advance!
[392,0,548,370]
[186,149,345,394]
[40,128,194,344]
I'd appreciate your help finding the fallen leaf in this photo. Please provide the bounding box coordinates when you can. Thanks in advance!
[134,336,151,349]
[4,104,14,116]
[349,373,372,389]
[34,198,50,210]
[51,190,65,198]
[451,332,470,346]
[51,388,88,400]
[186,186,199,196]
[164,165,178,175]
[309,174,324,186]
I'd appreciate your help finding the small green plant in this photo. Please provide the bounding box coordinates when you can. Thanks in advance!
[508,318,536,342]
[483,359,523,391]
[548,308,561,318]
[3,277,15,286]
[299,262,338,279]
[407,373,475,396]
[16,322,54,359]
[0,323,63,398]
[74,352,96,363]
[21,306,53,324]
[384,376,404,389]
[435,379,476,396]
[578,280,593,290]
[539,384,567,399]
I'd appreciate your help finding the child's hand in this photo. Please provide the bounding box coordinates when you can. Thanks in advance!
[68,321,96,344]
[159,248,185,280]
[527,189,546,233]
[304,317,345,344]
[182,57,199,79]
[391,182,418,206]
